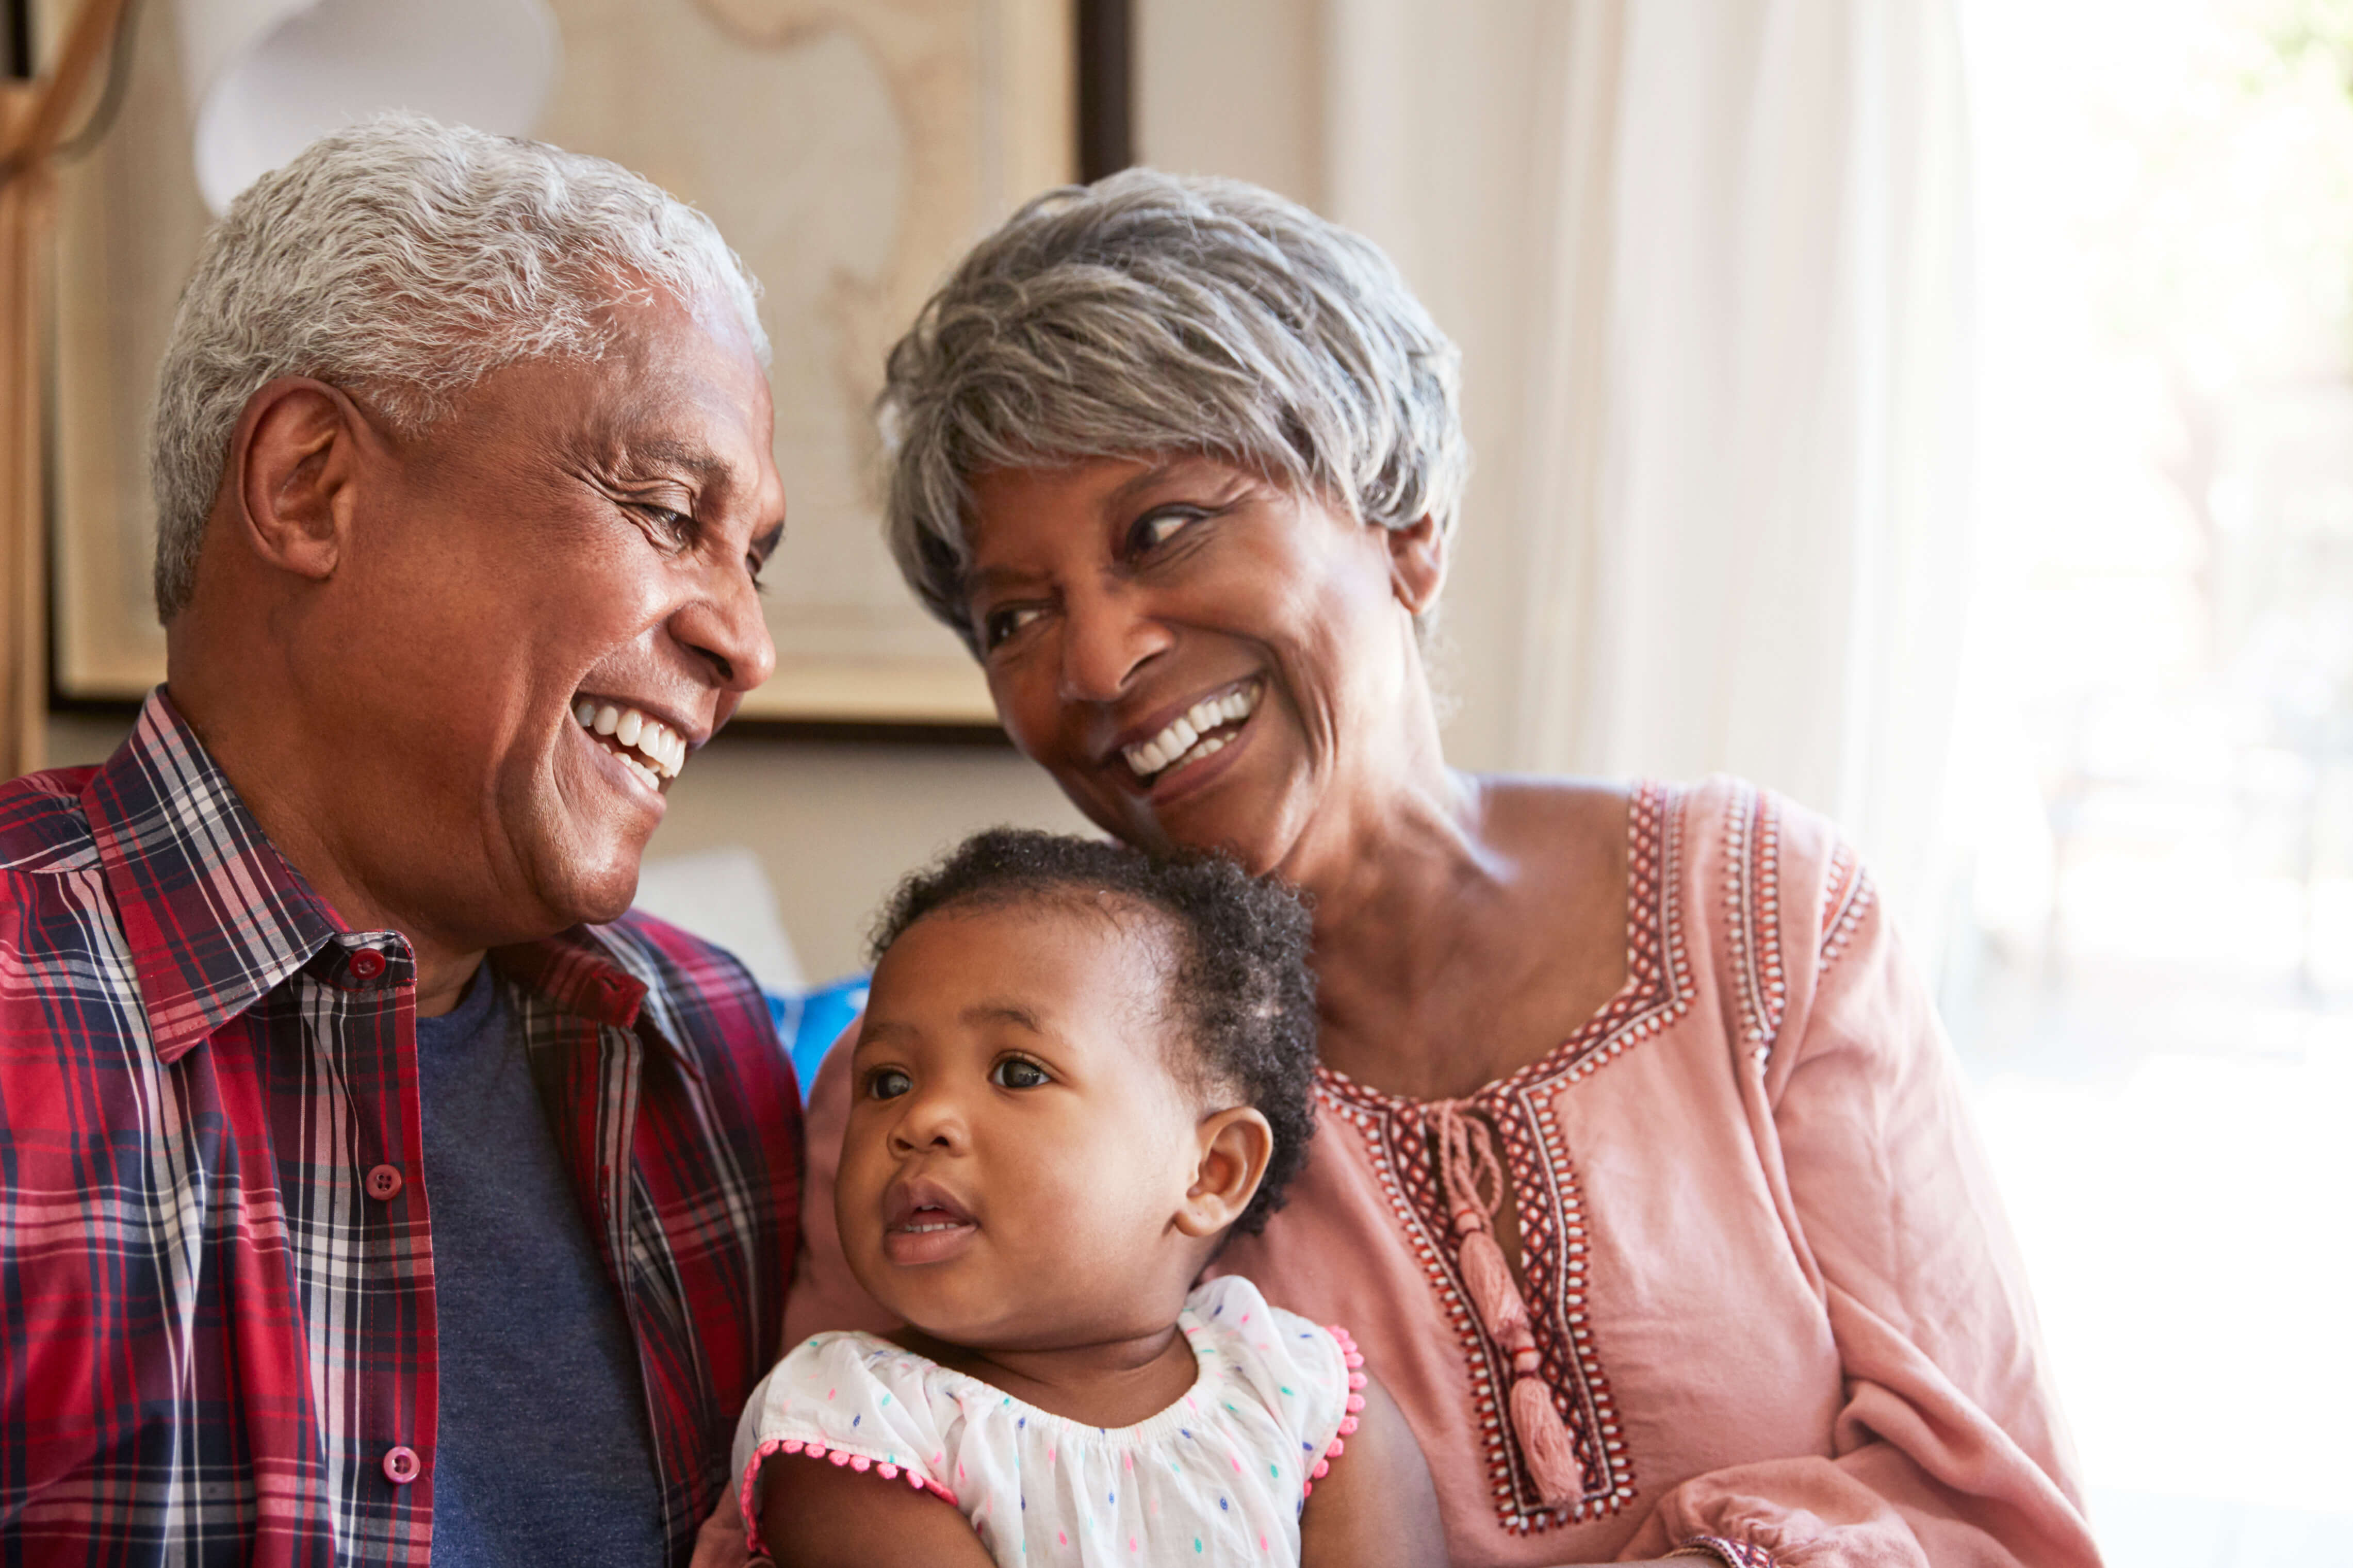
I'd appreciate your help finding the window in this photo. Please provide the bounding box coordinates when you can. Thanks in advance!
[1952,0,2353,1557]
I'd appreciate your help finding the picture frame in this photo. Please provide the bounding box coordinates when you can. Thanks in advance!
[46,0,1099,730]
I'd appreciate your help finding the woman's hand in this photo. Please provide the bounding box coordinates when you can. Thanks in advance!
[687,1493,764,1568]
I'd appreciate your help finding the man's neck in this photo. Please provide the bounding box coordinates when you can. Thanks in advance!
[164,680,489,1018]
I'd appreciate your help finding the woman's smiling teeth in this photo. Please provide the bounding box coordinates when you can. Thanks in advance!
[1121,682,1261,782]
[573,699,688,791]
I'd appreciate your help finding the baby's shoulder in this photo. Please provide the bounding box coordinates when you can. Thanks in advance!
[734,1330,974,1497]
[1180,1275,1360,1440]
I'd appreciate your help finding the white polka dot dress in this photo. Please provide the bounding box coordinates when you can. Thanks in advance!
[733,1276,1366,1564]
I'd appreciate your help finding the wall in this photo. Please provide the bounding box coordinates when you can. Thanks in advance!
[46,3,1523,983]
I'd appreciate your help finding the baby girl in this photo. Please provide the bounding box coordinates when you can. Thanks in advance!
[731,829,1442,1565]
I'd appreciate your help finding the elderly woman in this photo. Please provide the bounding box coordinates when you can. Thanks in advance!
[781,171,2101,1568]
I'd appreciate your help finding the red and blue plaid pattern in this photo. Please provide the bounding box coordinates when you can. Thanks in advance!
[0,692,803,1566]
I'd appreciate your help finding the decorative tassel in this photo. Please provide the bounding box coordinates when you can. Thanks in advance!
[1454,1225,1531,1342]
[1431,1100,1589,1512]
[1509,1375,1588,1506]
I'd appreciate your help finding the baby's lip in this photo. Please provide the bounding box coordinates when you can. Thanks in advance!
[885,1177,975,1233]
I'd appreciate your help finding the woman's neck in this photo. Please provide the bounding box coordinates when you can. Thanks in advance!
[1289,754,1635,1100]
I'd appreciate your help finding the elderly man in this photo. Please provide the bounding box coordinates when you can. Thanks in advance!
[0,118,802,1565]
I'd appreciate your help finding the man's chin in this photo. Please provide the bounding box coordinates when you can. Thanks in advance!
[526,837,648,933]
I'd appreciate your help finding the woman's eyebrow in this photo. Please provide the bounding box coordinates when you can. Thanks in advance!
[1102,462,1195,510]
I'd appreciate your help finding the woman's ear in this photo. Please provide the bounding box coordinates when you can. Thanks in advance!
[1385,513,1447,615]
[1174,1107,1274,1239]
[226,376,378,587]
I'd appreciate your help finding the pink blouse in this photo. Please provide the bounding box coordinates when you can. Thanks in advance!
[783,780,2103,1567]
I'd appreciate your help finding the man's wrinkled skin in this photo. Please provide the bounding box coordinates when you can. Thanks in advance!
[166,285,785,1019]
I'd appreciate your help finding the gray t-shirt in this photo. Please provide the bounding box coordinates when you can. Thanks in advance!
[416,969,667,1566]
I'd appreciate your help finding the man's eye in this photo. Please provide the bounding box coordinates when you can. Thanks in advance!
[989,1057,1050,1090]
[981,604,1046,650]
[632,502,695,542]
[866,1067,912,1100]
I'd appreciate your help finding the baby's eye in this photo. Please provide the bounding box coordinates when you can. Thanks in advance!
[865,1067,912,1100]
[989,1057,1051,1090]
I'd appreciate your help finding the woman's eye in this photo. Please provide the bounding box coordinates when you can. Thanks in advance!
[1129,506,1201,552]
[981,604,1046,650]
[989,1058,1050,1090]
[866,1067,912,1100]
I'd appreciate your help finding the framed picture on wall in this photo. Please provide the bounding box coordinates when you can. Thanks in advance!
[46,0,1080,727]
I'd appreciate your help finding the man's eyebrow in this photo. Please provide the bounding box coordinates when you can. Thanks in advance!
[618,437,733,486]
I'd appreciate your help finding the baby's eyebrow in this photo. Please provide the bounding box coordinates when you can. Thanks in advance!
[961,1001,1044,1034]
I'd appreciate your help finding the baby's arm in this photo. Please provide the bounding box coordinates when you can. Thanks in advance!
[1297,1371,1446,1568]
[757,1453,995,1568]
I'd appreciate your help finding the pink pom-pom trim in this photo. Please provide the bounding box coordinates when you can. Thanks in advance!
[1301,1322,1371,1503]
[738,1432,962,1554]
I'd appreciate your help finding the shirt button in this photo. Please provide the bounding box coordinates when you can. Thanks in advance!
[365,1164,404,1201]
[382,1446,421,1484]
[350,949,387,980]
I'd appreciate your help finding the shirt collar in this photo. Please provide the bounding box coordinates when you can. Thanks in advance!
[492,929,701,1080]
[80,689,345,1064]
[84,689,696,1075]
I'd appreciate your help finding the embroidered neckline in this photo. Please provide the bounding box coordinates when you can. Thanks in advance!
[1307,780,1694,1535]
[1314,780,1690,1115]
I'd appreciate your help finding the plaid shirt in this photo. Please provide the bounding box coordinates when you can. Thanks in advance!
[0,692,803,1566]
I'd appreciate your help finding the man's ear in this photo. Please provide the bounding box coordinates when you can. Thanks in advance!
[224,376,377,587]
[1385,513,1447,615]
[1173,1107,1274,1239]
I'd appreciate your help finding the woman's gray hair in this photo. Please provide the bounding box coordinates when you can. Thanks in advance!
[880,168,1467,649]
[148,112,766,622]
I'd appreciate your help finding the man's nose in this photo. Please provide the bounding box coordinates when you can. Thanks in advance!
[1057,581,1170,704]
[669,558,777,697]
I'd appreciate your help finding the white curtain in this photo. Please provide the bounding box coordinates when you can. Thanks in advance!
[1322,0,1974,944]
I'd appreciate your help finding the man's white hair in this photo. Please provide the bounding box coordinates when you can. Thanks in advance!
[149,112,767,622]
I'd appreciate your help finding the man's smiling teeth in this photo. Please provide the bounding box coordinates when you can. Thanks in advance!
[1122,683,1261,781]
[572,699,687,789]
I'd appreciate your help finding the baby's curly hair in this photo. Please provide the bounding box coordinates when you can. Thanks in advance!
[868,828,1318,1237]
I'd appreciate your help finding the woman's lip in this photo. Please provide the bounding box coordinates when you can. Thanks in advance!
[1104,676,1262,762]
[880,1218,980,1266]
[1132,702,1255,808]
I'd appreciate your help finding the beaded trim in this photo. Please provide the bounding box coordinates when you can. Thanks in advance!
[1300,1324,1369,1501]
[738,1435,959,1554]
[1671,1533,1776,1567]
[1723,783,1789,1069]
[1313,781,1690,1535]
[1817,840,1873,979]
